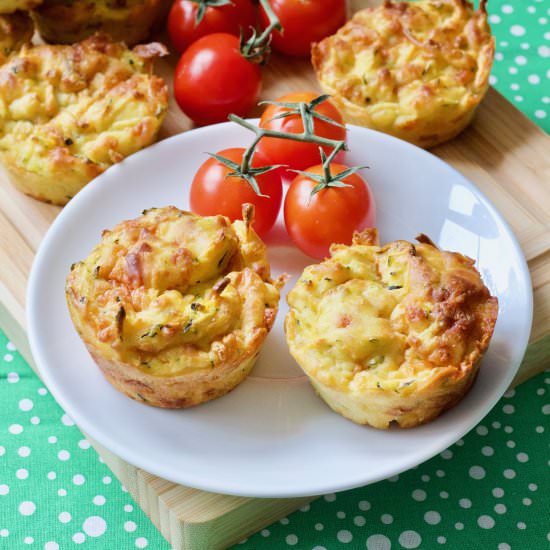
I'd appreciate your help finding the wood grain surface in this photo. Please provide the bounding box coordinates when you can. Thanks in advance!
[1,1,549,548]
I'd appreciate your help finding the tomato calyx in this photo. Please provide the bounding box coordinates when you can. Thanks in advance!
[239,0,281,64]
[291,147,369,198]
[191,0,235,26]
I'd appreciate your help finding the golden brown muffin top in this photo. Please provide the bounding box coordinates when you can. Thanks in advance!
[286,229,498,395]
[66,207,282,377]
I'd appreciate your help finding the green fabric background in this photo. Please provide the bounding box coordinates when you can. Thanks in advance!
[1,0,549,548]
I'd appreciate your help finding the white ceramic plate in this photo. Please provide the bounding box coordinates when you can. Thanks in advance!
[27,122,532,498]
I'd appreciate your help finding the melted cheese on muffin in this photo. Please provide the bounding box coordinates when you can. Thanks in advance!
[0,34,168,205]
[0,11,33,64]
[66,207,281,378]
[286,230,498,427]
[312,0,495,148]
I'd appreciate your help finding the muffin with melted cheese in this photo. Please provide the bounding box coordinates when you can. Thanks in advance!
[66,205,283,409]
[0,11,33,65]
[312,0,494,148]
[0,33,168,205]
[32,0,171,46]
[0,0,42,14]
[285,229,498,428]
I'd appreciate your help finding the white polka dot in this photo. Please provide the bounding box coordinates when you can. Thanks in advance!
[482,446,494,457]
[492,421,501,429]
[517,452,529,463]
[315,523,324,531]
[539,46,550,58]
[24,537,33,544]
[521,43,530,50]
[354,515,366,527]
[494,504,507,514]
[459,498,472,509]
[510,83,520,91]
[72,474,85,486]
[18,446,30,457]
[421,474,430,482]
[388,475,399,482]
[44,543,59,550]
[337,530,353,543]
[93,495,106,506]
[537,389,546,395]
[489,75,497,85]
[440,450,453,460]
[476,425,489,435]
[436,470,445,478]
[412,489,427,502]
[504,469,516,479]
[286,534,298,545]
[72,533,85,544]
[135,539,148,549]
[469,466,486,480]
[398,530,422,549]
[535,110,547,120]
[9,424,23,435]
[4,354,13,362]
[0,529,8,537]
[82,516,106,537]
[61,414,74,427]
[124,505,133,512]
[478,515,495,529]
[517,522,526,530]
[511,25,526,36]
[58,489,67,496]
[6,342,16,351]
[507,440,516,448]
[381,514,393,525]
[18,501,35,516]
[523,498,532,506]
[38,388,47,396]
[503,405,515,414]
[540,17,548,24]
[489,14,501,24]
[124,521,137,533]
[58,512,71,523]
[102,476,112,484]
[7,372,19,383]
[16,468,28,480]
[498,544,511,550]
[0,484,9,495]
[424,511,441,525]
[0,446,4,456]
[299,504,310,512]
[509,67,518,75]
[455,522,464,530]
[324,493,336,502]
[358,500,371,511]
[261,530,270,537]
[47,472,56,480]
[336,511,346,519]
[58,450,70,461]
[528,75,541,85]
[515,56,527,66]
[48,436,57,444]
[280,518,289,525]
[528,483,538,491]
[30,416,40,425]
[18,399,33,412]
[440,491,449,499]
[515,96,524,102]
[501,4,513,13]
[366,534,391,550]
[312,547,326,550]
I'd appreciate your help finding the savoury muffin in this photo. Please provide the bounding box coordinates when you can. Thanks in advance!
[312,0,494,148]
[0,11,33,65]
[0,33,168,205]
[285,229,498,429]
[32,0,171,46]
[0,0,42,14]
[66,205,283,409]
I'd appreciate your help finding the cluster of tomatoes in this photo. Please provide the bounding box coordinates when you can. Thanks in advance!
[168,0,347,125]
[189,93,376,259]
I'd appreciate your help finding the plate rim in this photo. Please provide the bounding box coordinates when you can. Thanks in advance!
[26,122,533,497]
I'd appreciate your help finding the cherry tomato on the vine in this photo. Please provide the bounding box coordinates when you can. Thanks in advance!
[168,0,257,54]
[174,33,261,126]
[190,148,283,237]
[284,163,375,259]
[259,0,347,57]
[256,92,346,172]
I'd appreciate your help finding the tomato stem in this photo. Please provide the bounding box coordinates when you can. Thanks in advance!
[240,0,282,63]
[191,0,234,26]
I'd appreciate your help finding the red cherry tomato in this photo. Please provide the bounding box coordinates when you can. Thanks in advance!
[174,33,261,126]
[168,0,257,54]
[259,0,347,57]
[256,92,346,172]
[284,163,375,258]
[190,148,283,237]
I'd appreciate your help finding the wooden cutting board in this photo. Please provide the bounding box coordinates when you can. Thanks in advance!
[1,1,550,548]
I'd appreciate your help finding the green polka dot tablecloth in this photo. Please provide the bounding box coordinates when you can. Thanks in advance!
[1,1,550,548]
